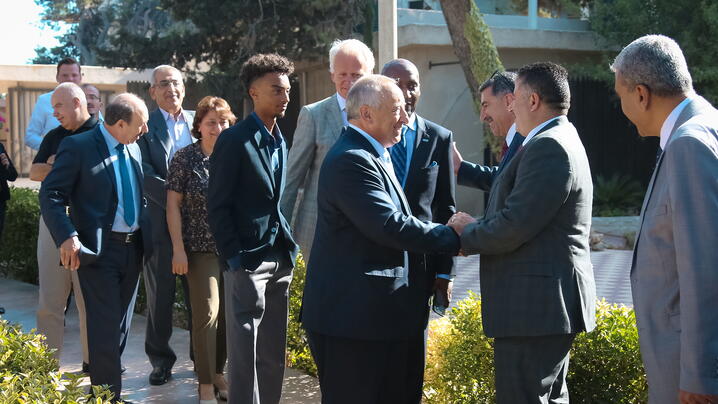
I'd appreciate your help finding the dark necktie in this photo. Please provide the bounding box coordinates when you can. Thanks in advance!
[390,126,408,186]
[498,133,525,173]
[115,144,135,227]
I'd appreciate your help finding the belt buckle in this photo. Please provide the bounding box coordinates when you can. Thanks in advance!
[125,233,133,243]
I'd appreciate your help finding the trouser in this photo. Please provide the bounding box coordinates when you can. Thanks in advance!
[493,333,576,404]
[224,256,293,404]
[78,236,142,402]
[186,252,227,384]
[143,236,193,368]
[307,331,424,404]
[36,215,89,364]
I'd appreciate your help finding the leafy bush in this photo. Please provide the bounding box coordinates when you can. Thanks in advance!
[0,187,40,284]
[593,174,644,217]
[286,253,317,376]
[0,319,113,403]
[423,295,647,403]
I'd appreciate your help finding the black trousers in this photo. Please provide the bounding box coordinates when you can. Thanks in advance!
[77,237,142,402]
[307,331,425,404]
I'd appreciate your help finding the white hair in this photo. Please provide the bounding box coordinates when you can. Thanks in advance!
[328,39,375,73]
[151,64,183,85]
[345,74,398,120]
[53,82,87,106]
[610,34,693,97]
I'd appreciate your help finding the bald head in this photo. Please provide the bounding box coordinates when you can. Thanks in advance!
[346,74,408,147]
[381,58,421,117]
[51,82,89,131]
[105,93,149,144]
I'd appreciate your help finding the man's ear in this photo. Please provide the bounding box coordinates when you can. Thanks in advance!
[635,84,651,111]
[528,92,540,112]
[503,92,515,109]
[360,105,371,122]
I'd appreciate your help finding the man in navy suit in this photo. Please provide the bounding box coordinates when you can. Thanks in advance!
[381,58,456,402]
[301,74,461,404]
[40,93,150,402]
[208,53,298,404]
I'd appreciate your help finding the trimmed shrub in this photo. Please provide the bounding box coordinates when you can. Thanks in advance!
[0,319,113,403]
[423,295,647,403]
[593,174,645,217]
[0,187,40,284]
[286,253,317,376]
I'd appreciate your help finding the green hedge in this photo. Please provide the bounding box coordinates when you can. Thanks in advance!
[423,294,647,403]
[286,253,317,376]
[0,187,40,284]
[0,319,114,403]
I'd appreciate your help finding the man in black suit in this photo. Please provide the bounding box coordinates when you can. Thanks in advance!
[207,53,298,404]
[301,74,461,404]
[451,70,523,191]
[380,58,456,402]
[39,93,151,402]
[137,65,195,385]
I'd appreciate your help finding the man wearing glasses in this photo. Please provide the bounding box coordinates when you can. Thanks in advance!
[451,70,524,192]
[81,84,104,121]
[137,65,196,386]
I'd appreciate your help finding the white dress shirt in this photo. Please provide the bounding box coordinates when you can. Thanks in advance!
[25,92,60,150]
[160,108,193,162]
[336,93,349,126]
[505,123,518,146]
[659,95,694,150]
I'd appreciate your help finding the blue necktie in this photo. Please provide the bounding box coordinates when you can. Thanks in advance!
[390,126,408,186]
[115,144,135,227]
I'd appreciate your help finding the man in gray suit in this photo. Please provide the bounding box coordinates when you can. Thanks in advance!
[450,62,596,403]
[611,35,718,404]
[282,38,374,261]
[137,64,196,385]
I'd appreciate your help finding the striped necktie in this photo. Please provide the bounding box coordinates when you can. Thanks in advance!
[115,144,135,227]
[390,126,408,186]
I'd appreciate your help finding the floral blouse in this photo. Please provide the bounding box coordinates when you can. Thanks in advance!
[166,142,216,253]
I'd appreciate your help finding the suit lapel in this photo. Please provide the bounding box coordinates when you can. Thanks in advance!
[406,116,431,182]
[374,154,411,215]
[149,109,172,156]
[249,120,276,190]
[183,110,198,144]
[93,128,118,197]
[325,96,345,142]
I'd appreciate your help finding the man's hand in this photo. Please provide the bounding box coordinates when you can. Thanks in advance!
[0,153,9,168]
[47,154,56,165]
[451,142,463,176]
[172,249,189,275]
[60,236,81,271]
[433,277,453,306]
[679,390,718,404]
[448,212,476,236]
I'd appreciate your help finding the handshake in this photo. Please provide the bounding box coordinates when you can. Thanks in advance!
[447,211,476,236]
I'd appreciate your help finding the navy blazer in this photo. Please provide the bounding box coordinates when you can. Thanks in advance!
[207,115,298,272]
[301,127,460,341]
[39,126,152,265]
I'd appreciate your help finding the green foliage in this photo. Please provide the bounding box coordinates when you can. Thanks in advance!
[0,319,114,403]
[593,174,644,217]
[586,0,718,102]
[0,187,40,284]
[423,295,647,403]
[569,300,648,403]
[286,253,317,376]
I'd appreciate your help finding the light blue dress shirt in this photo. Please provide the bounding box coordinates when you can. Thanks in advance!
[99,124,141,232]
[398,114,418,187]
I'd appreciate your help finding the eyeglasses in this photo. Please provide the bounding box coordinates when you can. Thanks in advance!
[155,79,183,89]
[85,94,101,101]
[490,70,514,93]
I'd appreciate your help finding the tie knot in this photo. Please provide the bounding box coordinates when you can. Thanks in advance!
[115,143,125,152]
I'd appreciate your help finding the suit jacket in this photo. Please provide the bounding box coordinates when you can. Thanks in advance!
[631,96,718,398]
[281,95,344,260]
[457,132,524,191]
[137,108,195,244]
[460,116,596,338]
[0,143,18,202]
[39,126,151,265]
[301,127,460,341]
[401,116,456,298]
[207,115,298,272]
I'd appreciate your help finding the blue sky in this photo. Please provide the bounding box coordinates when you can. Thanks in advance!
[0,0,72,65]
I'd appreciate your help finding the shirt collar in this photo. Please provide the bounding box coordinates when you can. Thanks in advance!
[159,107,185,123]
[659,95,694,150]
[405,113,417,132]
[251,112,284,146]
[349,123,386,158]
[505,123,517,146]
[336,93,347,111]
[99,123,120,150]
[522,116,561,146]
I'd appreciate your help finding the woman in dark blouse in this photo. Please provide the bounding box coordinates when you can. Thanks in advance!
[166,96,235,403]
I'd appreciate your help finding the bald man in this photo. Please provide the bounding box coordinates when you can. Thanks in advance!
[30,82,98,368]
[40,93,151,402]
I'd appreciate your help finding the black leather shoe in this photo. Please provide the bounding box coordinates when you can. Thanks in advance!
[148,366,171,385]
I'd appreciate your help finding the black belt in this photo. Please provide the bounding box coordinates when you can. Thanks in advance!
[109,231,140,244]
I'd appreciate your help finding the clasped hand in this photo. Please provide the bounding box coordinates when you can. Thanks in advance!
[447,211,476,235]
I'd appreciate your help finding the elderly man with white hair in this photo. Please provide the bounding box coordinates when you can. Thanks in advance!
[612,34,718,404]
[282,38,375,262]
[301,74,461,404]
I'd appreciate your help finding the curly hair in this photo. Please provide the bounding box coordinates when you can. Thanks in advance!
[191,96,237,139]
[239,53,294,95]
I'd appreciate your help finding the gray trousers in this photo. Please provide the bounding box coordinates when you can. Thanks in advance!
[36,215,89,363]
[493,333,576,404]
[224,258,293,404]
